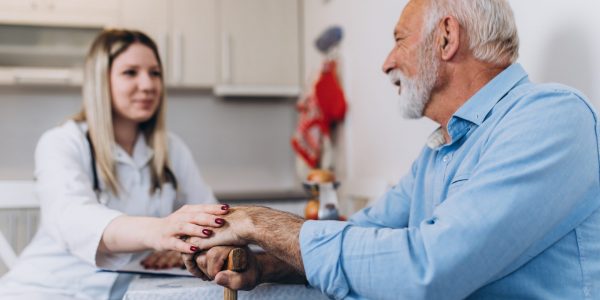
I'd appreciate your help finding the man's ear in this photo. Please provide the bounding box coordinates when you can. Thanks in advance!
[438,16,460,61]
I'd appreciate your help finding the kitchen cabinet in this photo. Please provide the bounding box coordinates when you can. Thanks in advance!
[0,24,100,86]
[0,0,119,27]
[118,0,217,88]
[215,0,301,97]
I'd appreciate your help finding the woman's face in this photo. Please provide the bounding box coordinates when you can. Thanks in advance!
[110,43,162,124]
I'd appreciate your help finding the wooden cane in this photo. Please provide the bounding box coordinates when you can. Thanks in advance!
[224,248,248,300]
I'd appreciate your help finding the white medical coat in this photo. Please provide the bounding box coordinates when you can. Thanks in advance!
[0,120,216,299]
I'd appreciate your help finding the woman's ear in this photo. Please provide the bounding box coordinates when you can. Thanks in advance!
[438,16,460,61]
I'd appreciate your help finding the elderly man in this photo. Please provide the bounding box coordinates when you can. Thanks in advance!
[184,0,600,299]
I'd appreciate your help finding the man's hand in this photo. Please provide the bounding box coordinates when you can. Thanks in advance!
[141,250,184,270]
[181,244,261,290]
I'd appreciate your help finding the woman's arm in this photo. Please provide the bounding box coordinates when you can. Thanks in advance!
[99,204,229,254]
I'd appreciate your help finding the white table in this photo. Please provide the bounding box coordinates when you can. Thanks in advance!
[124,276,330,300]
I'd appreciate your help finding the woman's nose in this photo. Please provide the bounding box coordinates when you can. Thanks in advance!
[138,72,156,91]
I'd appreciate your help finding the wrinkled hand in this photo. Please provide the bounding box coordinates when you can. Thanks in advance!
[147,204,230,254]
[182,243,261,291]
[141,250,184,270]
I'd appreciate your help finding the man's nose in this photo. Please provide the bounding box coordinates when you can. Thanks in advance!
[382,50,396,74]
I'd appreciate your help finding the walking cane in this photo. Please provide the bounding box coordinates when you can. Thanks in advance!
[224,248,248,300]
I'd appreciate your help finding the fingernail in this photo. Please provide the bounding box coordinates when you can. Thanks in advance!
[202,229,212,236]
[221,204,230,210]
[190,246,198,252]
[215,218,225,225]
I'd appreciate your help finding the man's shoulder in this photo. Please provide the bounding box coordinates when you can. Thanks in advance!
[505,81,597,121]
[511,82,592,108]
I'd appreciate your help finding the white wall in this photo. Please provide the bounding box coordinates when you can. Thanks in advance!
[302,0,600,200]
[511,0,600,101]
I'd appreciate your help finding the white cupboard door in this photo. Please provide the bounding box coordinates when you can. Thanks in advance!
[219,0,300,87]
[171,0,217,88]
[0,0,118,27]
[49,0,119,27]
[118,0,170,80]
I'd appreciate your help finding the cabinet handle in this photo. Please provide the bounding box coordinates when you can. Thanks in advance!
[173,33,183,84]
[221,32,232,83]
[158,33,169,83]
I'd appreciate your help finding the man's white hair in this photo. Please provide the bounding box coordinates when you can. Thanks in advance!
[423,0,519,65]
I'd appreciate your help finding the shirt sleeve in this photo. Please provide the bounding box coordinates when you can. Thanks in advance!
[300,90,600,299]
[34,126,124,267]
[168,133,217,208]
[348,161,417,228]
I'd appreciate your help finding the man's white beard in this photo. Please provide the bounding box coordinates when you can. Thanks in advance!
[388,40,439,119]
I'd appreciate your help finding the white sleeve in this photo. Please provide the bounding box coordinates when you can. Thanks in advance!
[34,126,123,267]
[168,133,217,208]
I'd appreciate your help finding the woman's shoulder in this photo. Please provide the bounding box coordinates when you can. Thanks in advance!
[37,120,87,151]
[166,131,191,155]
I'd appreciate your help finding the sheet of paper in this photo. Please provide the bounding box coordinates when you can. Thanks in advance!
[102,245,264,277]
[102,255,194,277]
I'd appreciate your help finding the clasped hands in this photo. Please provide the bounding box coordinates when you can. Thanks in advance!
[151,203,304,290]
[154,204,260,290]
[183,206,263,290]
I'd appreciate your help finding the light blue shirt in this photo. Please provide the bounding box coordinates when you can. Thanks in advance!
[300,64,600,300]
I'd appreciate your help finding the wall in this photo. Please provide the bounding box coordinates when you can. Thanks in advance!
[0,86,299,195]
[302,0,600,202]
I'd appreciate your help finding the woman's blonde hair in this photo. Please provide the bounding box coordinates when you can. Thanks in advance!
[73,29,175,195]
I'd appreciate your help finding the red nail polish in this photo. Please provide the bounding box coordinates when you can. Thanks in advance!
[190,246,198,252]
[221,204,230,210]
[215,218,225,225]
[202,229,212,236]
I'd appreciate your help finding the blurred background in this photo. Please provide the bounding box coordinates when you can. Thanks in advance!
[0,0,599,274]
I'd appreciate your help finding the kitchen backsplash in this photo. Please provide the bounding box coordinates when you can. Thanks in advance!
[0,86,301,195]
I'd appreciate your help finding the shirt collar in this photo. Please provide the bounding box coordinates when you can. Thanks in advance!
[426,64,529,150]
[453,63,529,126]
[114,133,154,168]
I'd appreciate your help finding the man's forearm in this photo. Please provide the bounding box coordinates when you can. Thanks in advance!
[257,252,307,284]
[243,207,306,275]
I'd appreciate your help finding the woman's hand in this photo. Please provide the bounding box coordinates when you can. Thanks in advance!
[143,203,231,254]
[141,250,184,269]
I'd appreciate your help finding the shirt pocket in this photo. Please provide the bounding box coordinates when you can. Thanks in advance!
[447,173,471,197]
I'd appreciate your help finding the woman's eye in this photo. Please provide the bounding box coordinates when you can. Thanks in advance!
[150,70,162,77]
[123,70,137,76]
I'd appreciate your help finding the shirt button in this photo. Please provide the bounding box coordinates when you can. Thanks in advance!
[442,155,450,163]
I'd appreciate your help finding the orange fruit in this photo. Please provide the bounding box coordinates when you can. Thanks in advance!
[305,199,320,220]
[306,169,335,183]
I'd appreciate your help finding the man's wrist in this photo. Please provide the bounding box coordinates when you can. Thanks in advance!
[242,206,305,245]
[244,207,306,274]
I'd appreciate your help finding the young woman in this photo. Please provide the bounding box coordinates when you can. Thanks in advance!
[0,29,226,299]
